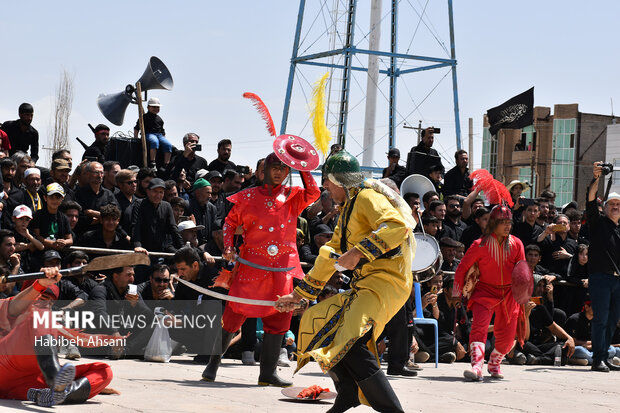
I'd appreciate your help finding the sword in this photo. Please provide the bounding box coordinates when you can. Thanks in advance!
[234,255,295,272]
[172,275,304,308]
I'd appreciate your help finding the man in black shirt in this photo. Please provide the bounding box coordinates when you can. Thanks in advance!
[74,161,118,235]
[187,178,221,254]
[442,195,466,242]
[31,183,73,252]
[206,170,226,224]
[382,148,407,188]
[80,204,131,250]
[407,127,444,178]
[443,149,472,198]
[132,178,183,253]
[535,214,577,279]
[512,201,544,248]
[114,169,137,230]
[137,263,174,311]
[586,162,620,372]
[208,139,236,173]
[48,159,75,202]
[461,207,489,251]
[169,133,209,183]
[1,103,39,161]
[83,124,110,163]
[2,158,22,213]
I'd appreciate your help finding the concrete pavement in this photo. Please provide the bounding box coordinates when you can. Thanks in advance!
[1,356,619,412]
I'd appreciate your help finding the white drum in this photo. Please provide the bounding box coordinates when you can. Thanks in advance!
[411,233,442,282]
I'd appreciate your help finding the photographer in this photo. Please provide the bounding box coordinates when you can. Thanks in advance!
[586,161,620,372]
[407,127,444,179]
[169,133,209,183]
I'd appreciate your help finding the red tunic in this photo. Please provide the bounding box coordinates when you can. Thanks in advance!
[223,172,320,318]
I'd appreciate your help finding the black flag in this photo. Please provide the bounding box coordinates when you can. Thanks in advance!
[487,87,534,136]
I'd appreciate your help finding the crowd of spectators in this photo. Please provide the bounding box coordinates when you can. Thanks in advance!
[1,104,618,373]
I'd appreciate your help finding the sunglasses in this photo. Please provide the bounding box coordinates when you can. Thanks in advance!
[153,277,170,284]
[124,180,138,184]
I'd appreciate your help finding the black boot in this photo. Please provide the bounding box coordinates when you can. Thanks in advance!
[62,377,91,404]
[28,335,75,406]
[326,363,360,413]
[257,333,293,387]
[201,329,235,381]
[357,369,404,413]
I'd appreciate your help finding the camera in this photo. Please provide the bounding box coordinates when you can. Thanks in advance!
[431,127,440,134]
[193,144,202,151]
[235,165,250,175]
[601,162,615,176]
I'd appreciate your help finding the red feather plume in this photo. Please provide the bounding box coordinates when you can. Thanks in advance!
[470,169,514,207]
[243,92,277,137]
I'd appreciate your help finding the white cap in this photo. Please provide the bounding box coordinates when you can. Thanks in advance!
[195,169,208,179]
[12,204,33,219]
[605,192,620,205]
[23,168,41,178]
[178,221,205,232]
[147,97,161,107]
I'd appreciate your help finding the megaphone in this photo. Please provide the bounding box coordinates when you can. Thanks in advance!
[400,174,436,212]
[137,56,174,91]
[96,56,174,126]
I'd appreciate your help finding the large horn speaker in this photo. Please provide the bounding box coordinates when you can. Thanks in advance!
[137,56,174,91]
[96,88,133,126]
[400,174,436,212]
[96,56,173,126]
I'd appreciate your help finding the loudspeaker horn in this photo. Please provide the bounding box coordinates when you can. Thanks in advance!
[137,56,174,91]
[400,174,436,212]
[96,89,133,126]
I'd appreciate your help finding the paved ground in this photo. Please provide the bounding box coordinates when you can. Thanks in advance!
[2,356,619,412]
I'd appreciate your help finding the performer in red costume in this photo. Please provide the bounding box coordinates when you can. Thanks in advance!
[0,268,113,406]
[202,148,320,386]
[453,204,525,381]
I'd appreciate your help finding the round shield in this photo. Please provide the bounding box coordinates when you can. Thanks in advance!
[273,134,320,172]
[281,387,337,401]
[511,260,534,304]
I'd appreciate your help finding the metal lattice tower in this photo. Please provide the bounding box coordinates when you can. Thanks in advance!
[280,0,463,157]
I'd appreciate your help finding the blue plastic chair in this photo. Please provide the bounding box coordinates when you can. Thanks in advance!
[413,282,439,368]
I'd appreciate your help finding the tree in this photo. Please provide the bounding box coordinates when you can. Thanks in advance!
[49,69,74,165]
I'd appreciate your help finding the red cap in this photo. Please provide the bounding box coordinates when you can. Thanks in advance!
[489,204,512,221]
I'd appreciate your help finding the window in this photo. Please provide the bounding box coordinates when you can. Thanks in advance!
[550,118,576,206]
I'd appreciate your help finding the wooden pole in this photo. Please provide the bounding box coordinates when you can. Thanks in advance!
[135,82,148,167]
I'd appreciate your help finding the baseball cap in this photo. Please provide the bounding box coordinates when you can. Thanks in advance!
[192,178,211,191]
[195,169,209,180]
[43,249,62,262]
[206,170,223,181]
[52,159,71,171]
[177,220,205,232]
[24,168,41,178]
[387,148,400,157]
[46,183,65,197]
[147,97,161,107]
[148,178,166,189]
[12,204,33,219]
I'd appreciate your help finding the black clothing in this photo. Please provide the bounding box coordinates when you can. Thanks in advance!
[80,227,132,250]
[74,185,118,234]
[565,311,591,342]
[585,198,620,276]
[381,164,407,188]
[83,141,107,163]
[436,292,470,346]
[137,280,174,312]
[18,189,42,215]
[408,142,444,178]
[441,259,460,272]
[538,234,578,279]
[187,198,220,247]
[131,199,183,252]
[136,111,165,135]
[512,220,543,248]
[443,166,472,197]
[461,223,482,251]
[443,218,466,242]
[528,304,555,345]
[207,158,236,174]
[210,193,226,226]
[1,119,39,161]
[31,209,71,240]
[56,279,89,302]
[5,184,24,213]
[168,152,209,183]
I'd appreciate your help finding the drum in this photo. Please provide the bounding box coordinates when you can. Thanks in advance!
[411,233,442,282]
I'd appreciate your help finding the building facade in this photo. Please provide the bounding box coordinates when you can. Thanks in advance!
[482,104,613,208]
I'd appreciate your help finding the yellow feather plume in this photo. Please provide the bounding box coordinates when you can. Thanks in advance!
[310,72,331,157]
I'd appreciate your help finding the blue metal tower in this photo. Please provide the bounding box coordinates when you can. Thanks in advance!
[280,0,462,151]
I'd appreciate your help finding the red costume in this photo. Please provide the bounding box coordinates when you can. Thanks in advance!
[221,171,319,334]
[0,299,112,402]
[454,230,525,380]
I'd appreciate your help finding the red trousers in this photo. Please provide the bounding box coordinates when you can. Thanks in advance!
[222,304,292,336]
[468,283,520,355]
[0,311,112,401]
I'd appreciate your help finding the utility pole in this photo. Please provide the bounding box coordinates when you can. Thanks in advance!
[468,117,473,170]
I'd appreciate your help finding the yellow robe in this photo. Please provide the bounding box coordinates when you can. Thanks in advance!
[294,184,414,374]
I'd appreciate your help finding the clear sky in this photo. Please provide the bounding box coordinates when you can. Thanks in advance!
[2,0,619,171]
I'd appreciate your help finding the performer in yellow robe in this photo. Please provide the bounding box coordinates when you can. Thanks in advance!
[276,150,415,413]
